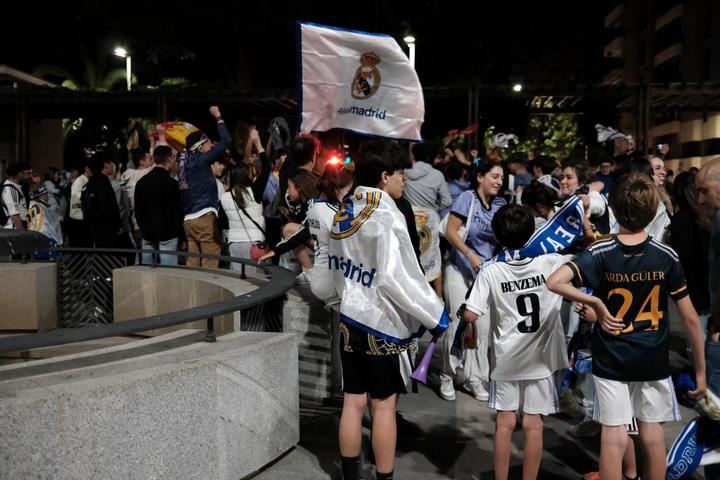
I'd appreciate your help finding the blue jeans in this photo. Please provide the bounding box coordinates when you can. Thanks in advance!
[141,238,179,266]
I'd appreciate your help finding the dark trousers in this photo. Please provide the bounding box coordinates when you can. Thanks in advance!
[66,218,92,248]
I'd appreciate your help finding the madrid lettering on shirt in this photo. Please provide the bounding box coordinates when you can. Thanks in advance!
[605,271,665,282]
[329,255,376,287]
[501,274,546,293]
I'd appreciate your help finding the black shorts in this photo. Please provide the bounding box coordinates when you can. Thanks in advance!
[341,349,407,399]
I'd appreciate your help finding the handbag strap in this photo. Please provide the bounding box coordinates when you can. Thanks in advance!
[464,190,476,228]
[231,190,266,238]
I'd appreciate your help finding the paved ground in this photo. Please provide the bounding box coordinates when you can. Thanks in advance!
[264,380,700,480]
[254,305,708,480]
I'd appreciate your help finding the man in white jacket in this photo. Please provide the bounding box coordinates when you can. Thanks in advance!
[331,139,449,480]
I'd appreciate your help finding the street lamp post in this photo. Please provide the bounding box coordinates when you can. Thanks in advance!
[403,35,416,69]
[113,47,132,91]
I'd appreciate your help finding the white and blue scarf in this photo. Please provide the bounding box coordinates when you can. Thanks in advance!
[496,196,585,262]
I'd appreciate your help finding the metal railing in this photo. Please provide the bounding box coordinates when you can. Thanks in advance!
[0,247,297,354]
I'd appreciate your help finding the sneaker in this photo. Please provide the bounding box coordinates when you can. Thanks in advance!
[568,419,602,438]
[583,473,640,480]
[296,268,312,282]
[464,380,489,402]
[439,373,456,401]
[558,389,587,419]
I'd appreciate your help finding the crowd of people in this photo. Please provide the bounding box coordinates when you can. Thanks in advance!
[3,106,720,480]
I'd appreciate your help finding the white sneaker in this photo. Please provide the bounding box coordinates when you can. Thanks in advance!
[296,268,312,282]
[464,380,489,401]
[439,373,456,401]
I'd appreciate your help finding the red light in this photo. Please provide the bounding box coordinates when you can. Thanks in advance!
[327,156,342,166]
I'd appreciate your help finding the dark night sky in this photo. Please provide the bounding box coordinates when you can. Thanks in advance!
[3,1,608,90]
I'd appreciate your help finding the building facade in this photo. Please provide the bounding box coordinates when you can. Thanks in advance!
[604,0,720,170]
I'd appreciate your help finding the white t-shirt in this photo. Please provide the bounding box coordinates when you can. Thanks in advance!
[2,179,27,228]
[216,178,225,204]
[121,166,153,229]
[465,253,570,381]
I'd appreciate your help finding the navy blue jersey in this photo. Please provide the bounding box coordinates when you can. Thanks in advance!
[567,236,689,381]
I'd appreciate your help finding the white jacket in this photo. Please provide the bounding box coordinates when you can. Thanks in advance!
[330,186,449,344]
[221,188,265,243]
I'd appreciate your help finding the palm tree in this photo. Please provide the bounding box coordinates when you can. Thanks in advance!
[33,55,132,92]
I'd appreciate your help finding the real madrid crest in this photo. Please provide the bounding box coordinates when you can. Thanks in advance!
[331,191,381,239]
[351,52,381,100]
[414,211,433,254]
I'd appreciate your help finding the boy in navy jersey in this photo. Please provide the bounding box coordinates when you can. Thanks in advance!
[547,174,706,480]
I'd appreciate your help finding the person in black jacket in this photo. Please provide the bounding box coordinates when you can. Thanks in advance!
[670,171,711,334]
[81,154,125,249]
[135,145,182,266]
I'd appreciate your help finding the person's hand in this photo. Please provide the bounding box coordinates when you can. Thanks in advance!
[577,194,591,213]
[712,331,720,342]
[688,373,708,400]
[209,106,221,118]
[258,250,275,262]
[575,303,597,322]
[462,305,479,323]
[250,127,262,148]
[466,251,484,272]
[592,299,624,334]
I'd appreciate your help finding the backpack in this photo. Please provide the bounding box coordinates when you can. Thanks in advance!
[0,183,22,227]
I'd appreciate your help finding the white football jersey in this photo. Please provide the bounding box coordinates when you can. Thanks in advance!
[465,254,569,381]
[306,199,340,302]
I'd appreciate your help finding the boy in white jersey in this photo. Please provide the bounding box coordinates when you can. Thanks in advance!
[462,204,568,480]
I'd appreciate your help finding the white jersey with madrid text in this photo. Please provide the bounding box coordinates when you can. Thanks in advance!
[465,254,569,381]
[307,199,339,303]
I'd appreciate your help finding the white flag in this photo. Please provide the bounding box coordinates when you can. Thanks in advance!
[298,22,425,141]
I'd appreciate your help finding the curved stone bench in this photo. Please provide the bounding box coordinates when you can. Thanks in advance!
[113,266,262,336]
[0,329,298,480]
[114,266,338,408]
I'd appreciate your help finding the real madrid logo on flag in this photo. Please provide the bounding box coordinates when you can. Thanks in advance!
[298,22,425,141]
[351,52,381,100]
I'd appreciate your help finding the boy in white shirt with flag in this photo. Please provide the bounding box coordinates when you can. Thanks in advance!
[462,204,569,480]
